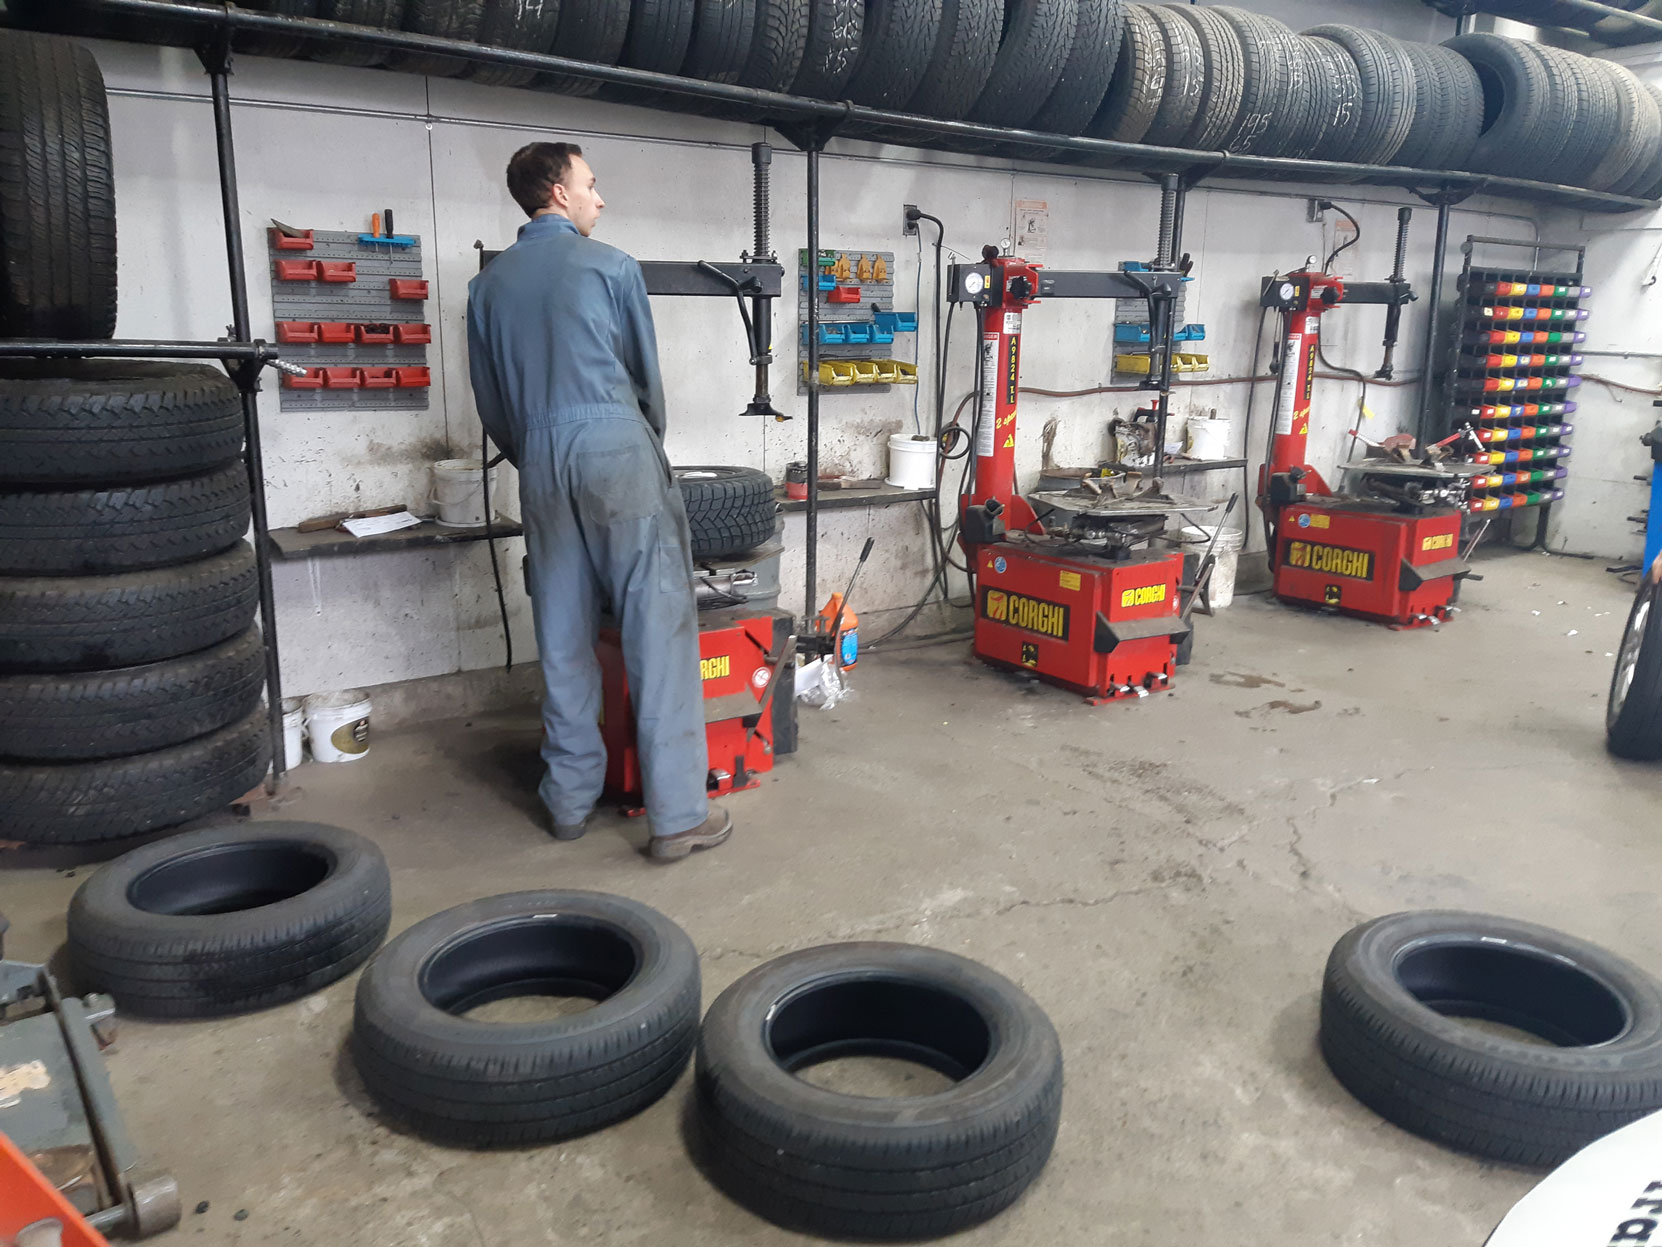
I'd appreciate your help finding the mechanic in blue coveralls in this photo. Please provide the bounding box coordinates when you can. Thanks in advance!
[466,141,731,862]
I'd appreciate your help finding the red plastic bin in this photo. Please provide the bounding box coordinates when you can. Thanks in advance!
[1,1131,110,1247]
[316,322,356,344]
[274,259,320,281]
[357,368,397,389]
[827,286,862,303]
[389,278,428,301]
[355,324,396,345]
[275,321,320,343]
[394,366,431,389]
[284,368,324,390]
[393,323,431,345]
[269,227,314,251]
[320,368,360,390]
[318,261,357,283]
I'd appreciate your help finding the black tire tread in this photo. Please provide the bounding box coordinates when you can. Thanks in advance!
[738,0,808,91]
[0,627,265,761]
[845,0,944,110]
[906,0,1003,121]
[1608,576,1662,760]
[1300,35,1364,162]
[537,0,631,95]
[1167,4,1243,151]
[0,463,251,576]
[469,0,563,87]
[1304,24,1416,165]
[675,466,775,560]
[968,0,1079,129]
[1213,7,1297,155]
[1138,6,1200,149]
[311,0,406,65]
[0,707,270,844]
[0,29,118,340]
[0,542,261,674]
[1088,4,1163,145]
[682,0,758,85]
[788,0,863,98]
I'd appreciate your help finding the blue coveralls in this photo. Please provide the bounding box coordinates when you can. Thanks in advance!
[466,212,708,838]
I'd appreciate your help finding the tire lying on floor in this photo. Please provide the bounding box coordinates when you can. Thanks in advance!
[674,466,776,561]
[696,942,1064,1240]
[1608,563,1662,761]
[68,821,392,1017]
[1321,910,1662,1167]
[353,891,701,1144]
[0,705,271,844]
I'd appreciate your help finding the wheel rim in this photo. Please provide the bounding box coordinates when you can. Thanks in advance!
[1611,591,1653,724]
[128,841,333,916]
[418,915,641,1016]
[1394,937,1631,1047]
[764,974,994,1090]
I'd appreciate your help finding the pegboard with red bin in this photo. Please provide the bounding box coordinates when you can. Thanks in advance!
[267,225,432,410]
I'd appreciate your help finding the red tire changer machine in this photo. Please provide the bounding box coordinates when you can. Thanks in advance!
[946,215,1205,703]
[1257,208,1476,628]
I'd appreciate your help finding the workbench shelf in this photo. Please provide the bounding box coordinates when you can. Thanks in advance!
[776,484,934,513]
[267,515,524,560]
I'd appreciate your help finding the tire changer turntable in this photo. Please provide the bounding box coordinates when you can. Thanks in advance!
[1258,208,1477,629]
[946,215,1202,703]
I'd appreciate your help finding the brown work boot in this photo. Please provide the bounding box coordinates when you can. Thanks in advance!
[648,807,733,861]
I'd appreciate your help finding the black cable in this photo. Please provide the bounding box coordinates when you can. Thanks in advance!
[1322,200,1361,275]
[481,428,512,670]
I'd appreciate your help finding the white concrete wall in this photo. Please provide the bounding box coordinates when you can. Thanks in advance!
[87,9,1557,699]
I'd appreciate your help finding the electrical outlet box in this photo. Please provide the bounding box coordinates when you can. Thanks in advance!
[903,204,918,235]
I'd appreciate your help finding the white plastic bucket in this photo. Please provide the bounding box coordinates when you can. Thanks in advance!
[304,689,371,763]
[282,697,305,769]
[887,434,937,490]
[431,458,497,528]
[1183,524,1245,609]
[1188,417,1233,460]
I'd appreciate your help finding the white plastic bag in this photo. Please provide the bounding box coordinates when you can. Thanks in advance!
[795,658,854,710]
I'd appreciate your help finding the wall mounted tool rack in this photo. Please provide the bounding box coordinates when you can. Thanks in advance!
[267,227,432,410]
[796,248,919,390]
[17,0,1656,643]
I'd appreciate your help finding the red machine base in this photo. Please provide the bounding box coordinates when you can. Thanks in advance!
[598,608,795,807]
[1273,500,1466,628]
[974,543,1187,702]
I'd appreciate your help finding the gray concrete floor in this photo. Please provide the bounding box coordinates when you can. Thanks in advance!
[4,549,1662,1245]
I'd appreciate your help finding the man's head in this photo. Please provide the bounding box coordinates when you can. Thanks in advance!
[506,141,604,236]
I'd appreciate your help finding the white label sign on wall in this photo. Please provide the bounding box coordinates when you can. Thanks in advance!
[1013,199,1048,265]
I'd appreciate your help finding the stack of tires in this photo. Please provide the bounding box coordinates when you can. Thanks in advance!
[0,30,270,846]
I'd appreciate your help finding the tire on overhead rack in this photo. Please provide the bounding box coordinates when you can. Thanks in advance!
[788,0,863,98]
[1297,34,1363,162]
[681,0,758,86]
[844,0,944,111]
[1535,44,1618,189]
[0,463,252,577]
[905,0,1003,122]
[1137,6,1201,150]
[1592,60,1661,195]
[1303,25,1416,166]
[0,362,243,487]
[235,0,323,60]
[1443,34,1559,176]
[310,0,407,66]
[1026,0,1124,138]
[0,706,271,846]
[738,0,809,92]
[1166,4,1244,152]
[618,0,698,76]
[392,0,487,77]
[674,466,775,561]
[68,821,393,1018]
[468,0,564,88]
[1614,79,1662,198]
[0,29,117,340]
[1212,7,1300,156]
[1280,35,1336,160]
[1086,4,1164,147]
[1393,42,1483,172]
[0,628,266,762]
[966,0,1079,130]
[535,0,631,96]
[0,542,260,674]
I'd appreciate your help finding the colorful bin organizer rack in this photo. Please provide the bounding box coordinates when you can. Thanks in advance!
[1441,243,1589,517]
[797,248,919,389]
[267,227,432,411]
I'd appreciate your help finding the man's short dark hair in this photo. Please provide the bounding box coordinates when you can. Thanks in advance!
[506,141,584,218]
